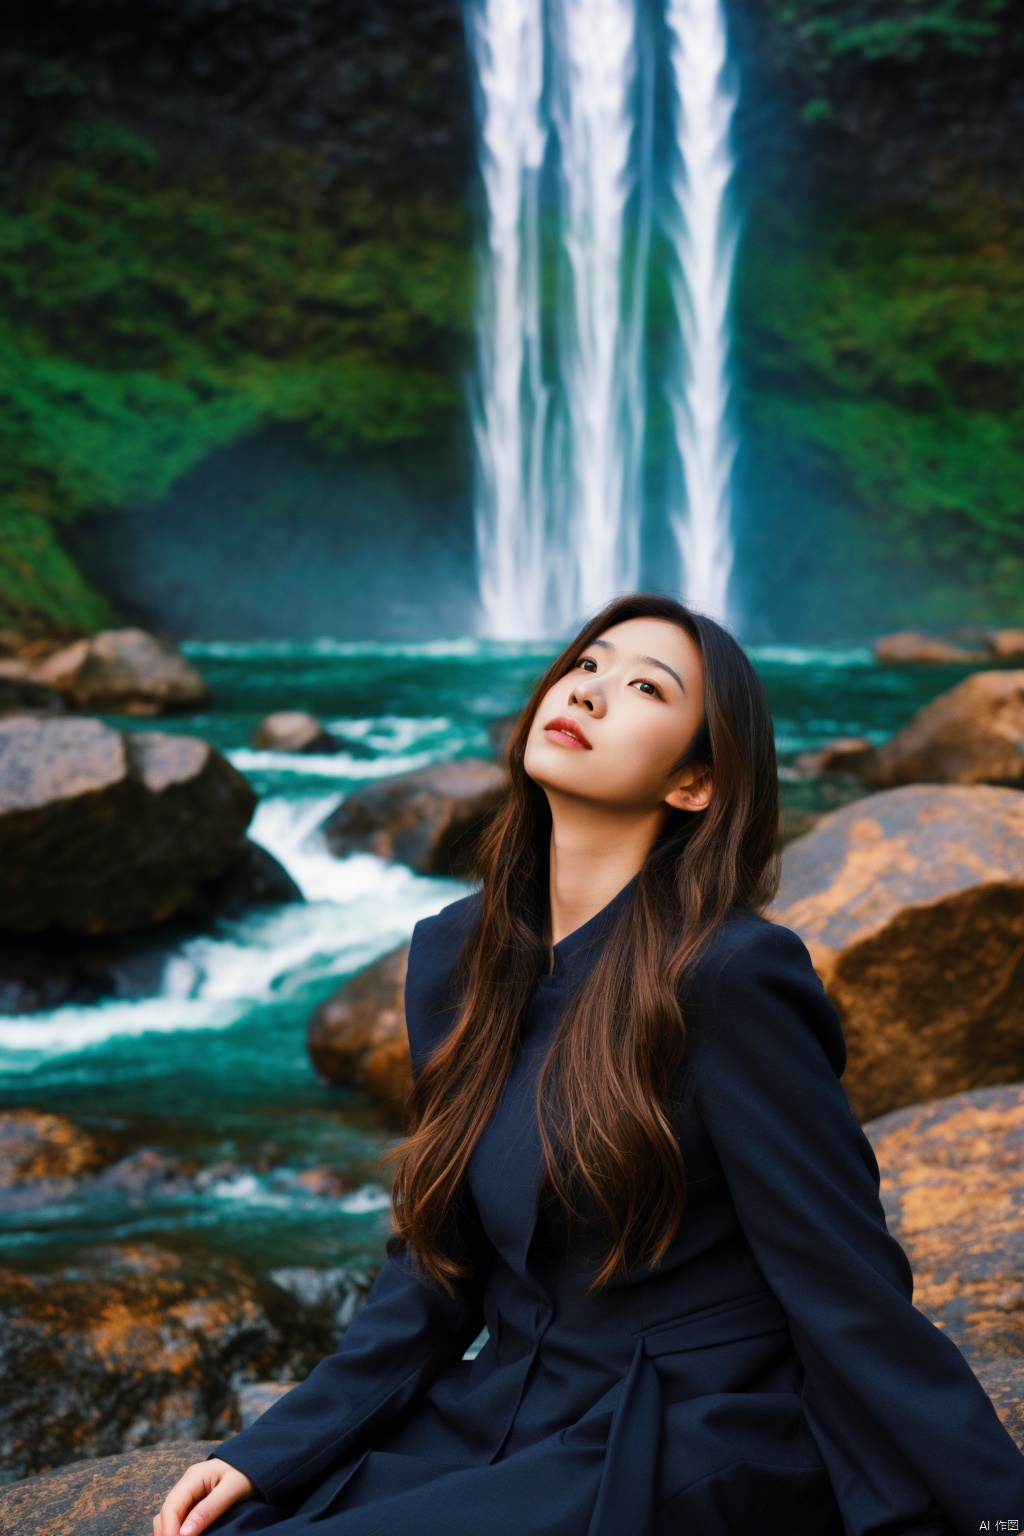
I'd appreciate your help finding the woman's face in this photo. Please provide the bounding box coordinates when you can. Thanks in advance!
[523,616,711,815]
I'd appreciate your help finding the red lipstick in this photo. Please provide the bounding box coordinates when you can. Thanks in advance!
[543,715,592,749]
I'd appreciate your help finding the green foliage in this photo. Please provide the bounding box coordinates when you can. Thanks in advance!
[769,0,1018,66]
[733,195,1024,614]
[0,112,473,626]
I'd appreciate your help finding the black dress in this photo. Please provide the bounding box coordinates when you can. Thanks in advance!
[206,875,1024,1535]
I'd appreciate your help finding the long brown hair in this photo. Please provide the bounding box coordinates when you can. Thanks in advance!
[385,593,780,1295]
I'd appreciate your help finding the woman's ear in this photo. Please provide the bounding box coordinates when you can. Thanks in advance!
[664,766,713,814]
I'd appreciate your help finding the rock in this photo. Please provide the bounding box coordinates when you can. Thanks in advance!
[793,736,873,778]
[779,804,823,845]
[988,629,1024,662]
[0,716,256,933]
[0,1440,219,1531]
[191,839,303,920]
[251,711,336,753]
[0,1243,333,1481]
[322,759,507,875]
[308,944,412,1120]
[27,629,209,715]
[864,1083,1024,1452]
[859,671,1024,788]
[236,1380,297,1430]
[873,631,984,665]
[0,1110,114,1212]
[93,1149,200,1201]
[268,1266,373,1335]
[486,712,521,764]
[0,664,65,716]
[0,922,195,1014]
[773,784,1024,1122]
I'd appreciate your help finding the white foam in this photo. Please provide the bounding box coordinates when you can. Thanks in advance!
[0,996,242,1057]
[0,796,468,1062]
[326,716,457,753]
[183,637,552,660]
[747,645,875,669]
[203,1173,391,1216]
[227,748,438,780]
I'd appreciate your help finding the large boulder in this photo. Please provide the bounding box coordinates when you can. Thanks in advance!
[864,1083,1024,1452]
[323,759,507,875]
[0,1441,219,1535]
[873,630,984,665]
[308,945,412,1121]
[25,629,209,715]
[793,736,873,778]
[774,784,1024,1122]
[251,711,336,753]
[0,1110,114,1211]
[190,839,303,920]
[988,629,1024,662]
[0,1244,333,1482]
[0,666,65,717]
[0,843,299,1012]
[857,670,1024,788]
[0,716,256,932]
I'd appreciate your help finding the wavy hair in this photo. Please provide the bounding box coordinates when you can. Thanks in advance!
[385,593,780,1294]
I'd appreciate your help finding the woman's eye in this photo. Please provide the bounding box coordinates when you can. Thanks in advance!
[577,657,597,672]
[634,680,661,697]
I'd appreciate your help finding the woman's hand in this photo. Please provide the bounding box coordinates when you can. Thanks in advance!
[154,1457,256,1536]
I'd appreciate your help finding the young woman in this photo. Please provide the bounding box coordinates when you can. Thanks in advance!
[157,593,1024,1536]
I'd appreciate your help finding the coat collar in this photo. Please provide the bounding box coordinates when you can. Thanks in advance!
[544,869,642,985]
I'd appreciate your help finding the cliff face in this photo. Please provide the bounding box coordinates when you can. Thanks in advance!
[5,0,473,195]
[1,0,1021,639]
[727,0,1024,638]
[0,0,476,634]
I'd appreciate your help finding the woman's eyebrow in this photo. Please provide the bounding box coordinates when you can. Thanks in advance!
[638,655,686,694]
[588,638,686,695]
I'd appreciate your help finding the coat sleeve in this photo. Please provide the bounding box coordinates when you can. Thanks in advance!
[691,917,1024,1536]
[208,902,488,1504]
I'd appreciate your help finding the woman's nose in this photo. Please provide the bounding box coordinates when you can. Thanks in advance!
[568,681,602,714]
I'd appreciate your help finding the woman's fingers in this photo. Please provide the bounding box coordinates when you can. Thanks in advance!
[155,1464,207,1536]
[179,1477,241,1536]
[154,1460,253,1536]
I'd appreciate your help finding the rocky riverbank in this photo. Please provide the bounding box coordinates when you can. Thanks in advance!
[3,638,1024,1494]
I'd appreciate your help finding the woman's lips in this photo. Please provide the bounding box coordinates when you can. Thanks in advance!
[543,716,592,749]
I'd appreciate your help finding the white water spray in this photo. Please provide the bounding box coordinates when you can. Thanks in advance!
[467,0,550,639]
[664,0,739,622]
[468,0,741,635]
[551,0,648,629]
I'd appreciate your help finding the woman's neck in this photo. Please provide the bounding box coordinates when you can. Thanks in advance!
[544,794,669,951]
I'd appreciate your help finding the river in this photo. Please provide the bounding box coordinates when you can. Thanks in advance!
[0,640,974,1287]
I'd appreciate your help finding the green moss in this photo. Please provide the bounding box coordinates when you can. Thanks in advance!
[733,194,1024,615]
[768,0,1020,68]
[0,111,473,628]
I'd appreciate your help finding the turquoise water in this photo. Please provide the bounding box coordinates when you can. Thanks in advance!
[0,641,980,1281]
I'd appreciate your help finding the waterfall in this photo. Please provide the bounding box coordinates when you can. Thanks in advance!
[664,0,739,623]
[466,0,550,639]
[550,0,649,631]
[468,0,739,637]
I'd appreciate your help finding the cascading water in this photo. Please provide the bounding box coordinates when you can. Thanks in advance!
[466,0,550,640]
[664,0,739,623]
[551,0,649,629]
[469,0,740,637]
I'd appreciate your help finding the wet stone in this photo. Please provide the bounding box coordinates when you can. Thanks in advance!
[774,784,1024,1121]
[0,1440,220,1531]
[307,943,412,1121]
[864,1082,1024,1452]
[322,759,507,875]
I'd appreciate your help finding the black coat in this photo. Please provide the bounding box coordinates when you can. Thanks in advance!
[207,877,1024,1535]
